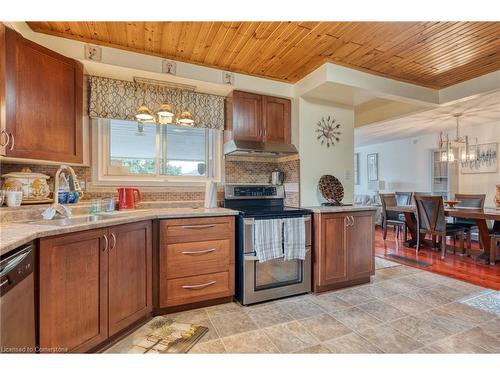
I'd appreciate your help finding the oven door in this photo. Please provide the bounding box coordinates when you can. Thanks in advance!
[242,216,311,305]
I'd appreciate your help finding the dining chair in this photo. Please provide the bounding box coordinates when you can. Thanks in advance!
[395,192,413,206]
[454,194,486,251]
[414,194,467,259]
[490,221,500,266]
[491,233,499,266]
[380,193,407,241]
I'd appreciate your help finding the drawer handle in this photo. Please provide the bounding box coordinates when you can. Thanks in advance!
[9,133,15,150]
[181,224,216,229]
[0,278,9,288]
[182,248,216,255]
[182,281,217,290]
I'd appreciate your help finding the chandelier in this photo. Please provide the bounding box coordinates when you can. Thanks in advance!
[133,77,194,127]
[438,114,478,164]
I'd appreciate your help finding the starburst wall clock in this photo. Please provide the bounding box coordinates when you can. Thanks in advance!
[315,115,341,147]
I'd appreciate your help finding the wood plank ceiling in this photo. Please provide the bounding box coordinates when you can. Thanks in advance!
[27,22,500,89]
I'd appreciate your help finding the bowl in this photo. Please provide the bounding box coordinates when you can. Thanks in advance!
[444,200,461,208]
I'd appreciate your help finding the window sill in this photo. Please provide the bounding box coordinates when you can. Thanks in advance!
[89,177,221,190]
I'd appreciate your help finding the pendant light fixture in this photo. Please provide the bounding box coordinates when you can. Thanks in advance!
[135,83,154,122]
[135,104,154,121]
[175,90,195,126]
[133,77,195,126]
[157,103,174,117]
[178,110,194,125]
[438,114,478,164]
[156,84,174,121]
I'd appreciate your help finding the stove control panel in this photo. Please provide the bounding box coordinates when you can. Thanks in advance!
[224,185,285,200]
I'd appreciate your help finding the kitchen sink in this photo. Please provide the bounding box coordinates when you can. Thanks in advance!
[27,213,121,227]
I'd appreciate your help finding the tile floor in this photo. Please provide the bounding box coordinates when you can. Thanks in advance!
[107,259,500,354]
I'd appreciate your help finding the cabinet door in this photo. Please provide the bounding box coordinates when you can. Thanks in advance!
[232,91,263,142]
[5,28,83,163]
[318,214,348,286]
[347,213,375,279]
[0,25,6,156]
[39,229,108,353]
[263,96,291,144]
[108,221,152,336]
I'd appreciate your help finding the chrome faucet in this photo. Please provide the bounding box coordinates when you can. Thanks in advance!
[53,165,83,204]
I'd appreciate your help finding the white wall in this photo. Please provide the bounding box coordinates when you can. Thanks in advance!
[458,123,500,206]
[355,122,500,206]
[299,98,355,206]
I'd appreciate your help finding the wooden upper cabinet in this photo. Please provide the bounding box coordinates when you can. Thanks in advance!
[108,221,152,336]
[4,27,83,163]
[226,90,291,144]
[263,96,291,144]
[231,91,262,142]
[39,228,108,353]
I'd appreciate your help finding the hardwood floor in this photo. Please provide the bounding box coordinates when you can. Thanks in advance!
[375,228,500,290]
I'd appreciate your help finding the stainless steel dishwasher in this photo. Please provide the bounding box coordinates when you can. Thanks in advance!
[0,244,36,353]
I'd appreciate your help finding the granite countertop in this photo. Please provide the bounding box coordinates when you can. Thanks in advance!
[0,207,239,256]
[304,205,379,214]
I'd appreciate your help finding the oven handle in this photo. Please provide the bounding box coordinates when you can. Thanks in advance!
[244,247,310,261]
[243,216,311,225]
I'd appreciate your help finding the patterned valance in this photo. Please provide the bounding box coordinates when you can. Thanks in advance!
[88,76,225,130]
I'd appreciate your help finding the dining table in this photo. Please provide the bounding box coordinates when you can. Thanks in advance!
[386,205,500,265]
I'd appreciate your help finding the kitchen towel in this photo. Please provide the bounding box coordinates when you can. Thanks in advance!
[253,219,283,262]
[283,217,306,260]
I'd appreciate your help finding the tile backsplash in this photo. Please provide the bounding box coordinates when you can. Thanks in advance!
[1,155,300,207]
[224,155,300,207]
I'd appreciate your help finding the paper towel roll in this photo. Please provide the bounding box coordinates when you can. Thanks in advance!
[204,181,218,208]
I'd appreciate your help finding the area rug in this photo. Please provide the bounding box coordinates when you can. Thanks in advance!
[385,253,432,267]
[132,317,208,354]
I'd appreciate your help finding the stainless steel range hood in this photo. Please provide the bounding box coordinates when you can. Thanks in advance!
[224,140,298,157]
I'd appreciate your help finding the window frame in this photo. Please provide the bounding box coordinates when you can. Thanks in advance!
[92,118,223,187]
[354,153,360,185]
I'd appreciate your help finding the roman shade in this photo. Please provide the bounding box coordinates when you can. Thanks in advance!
[88,75,225,130]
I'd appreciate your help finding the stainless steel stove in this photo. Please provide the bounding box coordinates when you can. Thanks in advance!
[224,185,311,305]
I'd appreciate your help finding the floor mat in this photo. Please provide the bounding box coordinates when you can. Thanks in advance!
[461,291,500,315]
[385,254,432,267]
[131,317,208,353]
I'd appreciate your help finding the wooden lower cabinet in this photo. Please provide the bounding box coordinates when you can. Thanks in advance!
[159,216,235,309]
[108,221,152,336]
[39,228,108,353]
[39,220,152,353]
[313,210,375,293]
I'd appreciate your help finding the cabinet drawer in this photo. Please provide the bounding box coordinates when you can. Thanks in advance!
[161,216,234,244]
[162,239,232,279]
[163,271,234,307]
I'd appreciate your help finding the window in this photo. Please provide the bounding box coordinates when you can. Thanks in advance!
[93,119,222,185]
[354,153,360,185]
